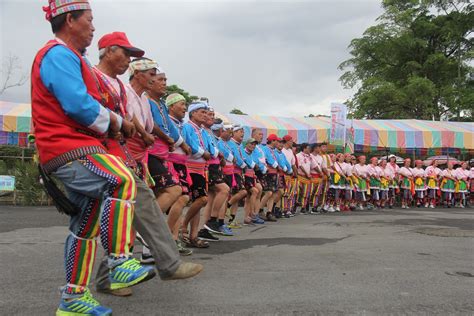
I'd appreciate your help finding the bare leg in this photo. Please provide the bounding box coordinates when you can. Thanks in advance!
[156,185,182,213]
[168,194,189,240]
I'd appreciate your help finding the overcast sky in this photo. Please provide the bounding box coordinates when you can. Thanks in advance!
[0,0,383,117]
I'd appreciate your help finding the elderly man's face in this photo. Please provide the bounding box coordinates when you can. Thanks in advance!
[106,46,131,76]
[136,68,157,90]
[253,129,263,142]
[151,73,167,97]
[246,142,256,152]
[221,129,231,139]
[234,129,244,142]
[205,111,215,127]
[191,108,207,125]
[169,100,187,120]
[68,10,95,51]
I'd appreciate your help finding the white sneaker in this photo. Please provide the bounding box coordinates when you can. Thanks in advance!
[335,206,341,212]
[401,205,406,209]
[358,205,364,211]
[328,206,335,213]
[429,204,435,209]
[424,203,429,208]
[460,204,465,208]
[322,205,329,212]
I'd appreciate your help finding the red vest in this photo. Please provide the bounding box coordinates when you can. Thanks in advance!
[31,40,107,173]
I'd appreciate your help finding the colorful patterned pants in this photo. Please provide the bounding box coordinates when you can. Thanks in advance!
[297,176,313,209]
[53,154,137,298]
[310,177,324,208]
[282,176,298,212]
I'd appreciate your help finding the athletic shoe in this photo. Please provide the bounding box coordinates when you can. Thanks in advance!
[460,204,465,208]
[322,205,329,212]
[109,258,156,290]
[335,206,341,212]
[228,221,243,229]
[358,205,365,211]
[218,225,234,236]
[310,210,320,215]
[243,220,256,226]
[429,204,435,209]
[56,289,112,316]
[176,240,193,256]
[424,203,429,208]
[252,216,265,224]
[140,253,155,264]
[204,221,220,234]
[198,229,219,241]
[300,208,307,214]
[327,206,335,213]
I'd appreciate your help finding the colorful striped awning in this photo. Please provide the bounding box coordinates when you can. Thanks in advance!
[0,101,32,133]
[216,113,473,152]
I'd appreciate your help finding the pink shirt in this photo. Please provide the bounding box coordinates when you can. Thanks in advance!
[282,148,295,167]
[366,164,379,177]
[412,167,425,178]
[353,164,368,178]
[424,166,441,178]
[384,165,395,179]
[470,167,474,179]
[455,168,469,180]
[344,163,353,177]
[375,166,384,178]
[125,84,154,133]
[310,154,323,174]
[333,161,345,175]
[296,152,312,177]
[441,169,455,179]
[399,167,413,178]
[387,162,400,176]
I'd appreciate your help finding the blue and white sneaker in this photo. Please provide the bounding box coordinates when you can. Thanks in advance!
[218,225,234,236]
[252,217,265,224]
[109,258,156,290]
[56,289,112,316]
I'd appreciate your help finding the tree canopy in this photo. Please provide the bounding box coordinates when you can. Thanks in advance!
[230,108,248,115]
[166,84,199,104]
[339,0,473,120]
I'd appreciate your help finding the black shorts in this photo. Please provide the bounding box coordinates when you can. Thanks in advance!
[208,163,224,188]
[232,173,244,194]
[264,173,278,192]
[148,154,176,194]
[277,174,286,190]
[190,173,207,201]
[172,162,190,195]
[224,174,233,188]
[244,176,256,191]
[256,170,266,187]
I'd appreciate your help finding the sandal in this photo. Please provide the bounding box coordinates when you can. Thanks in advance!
[179,229,191,245]
[188,238,209,248]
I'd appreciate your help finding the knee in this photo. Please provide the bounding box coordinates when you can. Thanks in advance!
[199,196,208,206]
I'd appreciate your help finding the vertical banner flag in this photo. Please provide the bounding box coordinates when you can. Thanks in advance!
[330,103,347,147]
[345,120,355,154]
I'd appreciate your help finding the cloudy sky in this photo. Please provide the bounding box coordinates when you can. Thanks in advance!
[0,0,383,117]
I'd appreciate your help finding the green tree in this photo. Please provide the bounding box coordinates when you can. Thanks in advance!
[230,108,247,115]
[166,84,199,104]
[339,0,473,120]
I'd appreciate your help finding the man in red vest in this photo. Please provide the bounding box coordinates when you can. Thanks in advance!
[33,2,147,315]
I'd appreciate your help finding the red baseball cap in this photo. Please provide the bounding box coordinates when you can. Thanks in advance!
[282,135,293,142]
[98,32,145,57]
[267,134,281,142]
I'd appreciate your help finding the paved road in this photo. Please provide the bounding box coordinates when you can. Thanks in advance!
[1,205,473,315]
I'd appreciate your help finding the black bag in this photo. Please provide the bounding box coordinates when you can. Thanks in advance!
[38,165,81,216]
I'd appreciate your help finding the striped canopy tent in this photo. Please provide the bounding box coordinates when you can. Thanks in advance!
[216,113,330,144]
[216,113,473,155]
[346,119,474,155]
[0,101,32,146]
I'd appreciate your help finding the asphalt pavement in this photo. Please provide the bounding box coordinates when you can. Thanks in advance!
[0,205,473,315]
